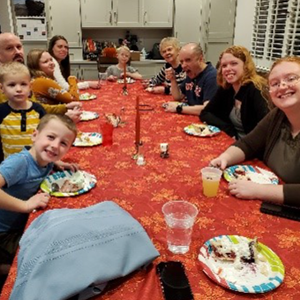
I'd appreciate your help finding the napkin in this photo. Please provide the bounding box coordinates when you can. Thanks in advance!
[10,201,159,300]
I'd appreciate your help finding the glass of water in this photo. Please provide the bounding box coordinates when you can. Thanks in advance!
[162,200,198,254]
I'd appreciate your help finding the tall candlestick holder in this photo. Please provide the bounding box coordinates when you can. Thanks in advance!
[132,96,145,165]
[122,63,128,95]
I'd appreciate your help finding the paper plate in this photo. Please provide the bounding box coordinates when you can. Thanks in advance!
[184,124,221,137]
[40,170,97,197]
[223,165,279,184]
[80,111,99,121]
[73,132,102,146]
[198,235,285,293]
[79,93,97,100]
[117,78,135,84]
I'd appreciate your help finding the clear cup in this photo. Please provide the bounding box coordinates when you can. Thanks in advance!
[98,72,108,86]
[162,200,198,254]
[200,167,222,197]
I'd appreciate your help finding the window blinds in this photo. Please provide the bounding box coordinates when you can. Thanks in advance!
[252,0,300,71]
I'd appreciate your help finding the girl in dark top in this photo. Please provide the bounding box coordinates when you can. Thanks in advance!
[200,46,270,139]
[210,56,300,207]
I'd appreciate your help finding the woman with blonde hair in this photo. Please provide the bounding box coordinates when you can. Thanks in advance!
[200,45,269,139]
[27,49,75,105]
[210,56,300,207]
[146,37,186,94]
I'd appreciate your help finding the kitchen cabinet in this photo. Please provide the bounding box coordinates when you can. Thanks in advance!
[45,0,82,47]
[81,0,141,28]
[174,0,236,66]
[141,0,173,28]
[80,0,173,28]
[174,0,203,44]
[71,62,99,80]
[204,0,236,65]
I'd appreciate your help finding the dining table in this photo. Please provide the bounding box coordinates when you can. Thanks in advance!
[1,81,300,300]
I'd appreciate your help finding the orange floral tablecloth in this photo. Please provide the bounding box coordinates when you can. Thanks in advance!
[1,82,300,300]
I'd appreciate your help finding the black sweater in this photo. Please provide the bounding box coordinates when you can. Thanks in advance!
[200,82,269,138]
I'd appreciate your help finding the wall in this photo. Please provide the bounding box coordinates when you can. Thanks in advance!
[233,0,255,50]
[0,0,14,32]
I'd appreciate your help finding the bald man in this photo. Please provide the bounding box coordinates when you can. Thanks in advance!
[0,32,81,119]
[0,32,24,63]
[164,43,217,115]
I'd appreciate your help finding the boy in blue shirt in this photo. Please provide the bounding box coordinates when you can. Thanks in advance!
[0,114,78,276]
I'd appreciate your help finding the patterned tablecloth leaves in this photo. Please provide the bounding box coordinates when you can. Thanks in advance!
[198,235,285,294]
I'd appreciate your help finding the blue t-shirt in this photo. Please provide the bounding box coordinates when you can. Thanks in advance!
[0,148,53,232]
[180,62,217,106]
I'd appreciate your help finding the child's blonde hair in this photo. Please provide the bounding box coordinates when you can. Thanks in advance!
[0,62,30,83]
[37,114,78,141]
[117,46,130,55]
[159,37,181,54]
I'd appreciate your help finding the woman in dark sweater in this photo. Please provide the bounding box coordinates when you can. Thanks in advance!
[200,46,270,139]
[210,56,300,207]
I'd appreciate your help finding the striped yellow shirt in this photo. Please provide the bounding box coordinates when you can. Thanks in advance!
[0,102,45,158]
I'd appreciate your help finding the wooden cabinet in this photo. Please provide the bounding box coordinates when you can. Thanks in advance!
[80,0,173,28]
[174,0,203,44]
[71,62,99,80]
[141,0,173,27]
[174,0,236,66]
[81,0,141,28]
[45,0,82,47]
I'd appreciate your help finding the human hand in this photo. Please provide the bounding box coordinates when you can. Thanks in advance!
[54,160,79,172]
[164,101,178,113]
[146,86,164,94]
[165,67,175,81]
[228,179,261,199]
[107,75,117,81]
[26,193,50,213]
[210,155,229,170]
[89,81,101,89]
[65,108,81,123]
[66,101,82,110]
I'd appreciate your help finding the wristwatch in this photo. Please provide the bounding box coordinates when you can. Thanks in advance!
[176,104,183,114]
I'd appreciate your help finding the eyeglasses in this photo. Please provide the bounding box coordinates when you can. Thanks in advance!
[269,74,300,92]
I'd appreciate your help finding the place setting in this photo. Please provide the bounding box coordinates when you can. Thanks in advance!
[80,111,99,121]
[184,123,221,137]
[73,132,102,147]
[79,92,97,101]
[40,170,97,197]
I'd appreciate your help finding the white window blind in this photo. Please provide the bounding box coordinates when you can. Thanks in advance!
[252,0,300,71]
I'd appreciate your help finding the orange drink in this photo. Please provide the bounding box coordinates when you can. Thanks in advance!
[200,167,222,197]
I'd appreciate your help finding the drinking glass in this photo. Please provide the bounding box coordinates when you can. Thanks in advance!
[162,200,198,254]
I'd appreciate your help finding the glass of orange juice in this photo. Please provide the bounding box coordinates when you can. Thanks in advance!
[200,167,222,197]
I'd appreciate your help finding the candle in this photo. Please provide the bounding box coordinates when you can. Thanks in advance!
[135,96,140,146]
[123,63,127,90]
